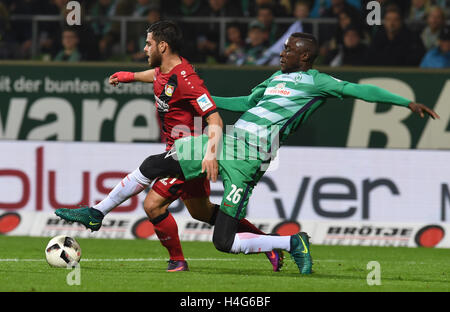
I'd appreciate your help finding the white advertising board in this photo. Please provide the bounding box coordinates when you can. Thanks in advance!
[0,141,449,223]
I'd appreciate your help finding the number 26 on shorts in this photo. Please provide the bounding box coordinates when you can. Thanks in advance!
[226,184,243,204]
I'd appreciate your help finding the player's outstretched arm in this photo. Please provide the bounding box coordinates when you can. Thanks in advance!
[212,78,269,112]
[341,83,440,119]
[134,69,155,83]
[109,69,155,86]
[212,96,253,112]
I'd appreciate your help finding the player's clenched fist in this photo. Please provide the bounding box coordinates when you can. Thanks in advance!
[109,71,135,86]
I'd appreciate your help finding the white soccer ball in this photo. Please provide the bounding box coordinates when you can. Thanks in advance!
[45,235,82,268]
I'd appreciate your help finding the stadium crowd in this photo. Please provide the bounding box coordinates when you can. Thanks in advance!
[0,0,449,67]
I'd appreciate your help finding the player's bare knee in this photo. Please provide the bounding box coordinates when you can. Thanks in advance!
[143,198,166,220]
[145,206,167,220]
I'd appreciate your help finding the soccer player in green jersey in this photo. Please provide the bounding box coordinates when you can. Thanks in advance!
[94,32,440,274]
[173,32,439,274]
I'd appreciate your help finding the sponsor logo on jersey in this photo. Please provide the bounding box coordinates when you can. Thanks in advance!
[154,95,169,112]
[196,93,213,112]
[165,84,175,97]
[265,82,291,96]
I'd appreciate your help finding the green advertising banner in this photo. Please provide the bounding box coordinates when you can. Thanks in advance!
[0,62,159,143]
[1,61,449,149]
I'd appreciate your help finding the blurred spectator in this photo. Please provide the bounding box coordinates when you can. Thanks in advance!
[0,1,16,59]
[240,21,268,65]
[421,6,446,50]
[8,0,93,60]
[310,0,361,18]
[432,0,450,15]
[335,7,367,42]
[432,0,450,6]
[362,0,410,21]
[167,0,203,16]
[420,26,450,68]
[367,6,426,66]
[53,28,82,61]
[199,0,242,17]
[244,0,288,17]
[223,22,246,64]
[89,0,118,51]
[408,0,431,21]
[362,0,411,38]
[278,0,293,15]
[164,0,204,61]
[241,0,252,17]
[318,6,367,64]
[35,0,70,60]
[99,0,160,60]
[316,0,363,60]
[52,1,99,60]
[324,25,369,66]
[128,5,161,62]
[293,0,312,19]
[257,4,284,45]
[255,0,310,65]
[8,0,43,59]
[196,0,242,63]
[321,0,362,18]
[292,0,312,33]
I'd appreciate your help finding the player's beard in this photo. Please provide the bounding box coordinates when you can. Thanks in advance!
[149,50,162,68]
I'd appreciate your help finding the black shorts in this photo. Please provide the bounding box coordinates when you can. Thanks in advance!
[139,149,184,181]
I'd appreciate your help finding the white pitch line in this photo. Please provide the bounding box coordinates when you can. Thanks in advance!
[82,258,241,262]
[0,258,238,262]
[0,258,436,265]
[0,258,340,262]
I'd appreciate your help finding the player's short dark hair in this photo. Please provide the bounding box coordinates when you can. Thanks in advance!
[290,32,318,63]
[147,20,183,54]
[291,32,316,40]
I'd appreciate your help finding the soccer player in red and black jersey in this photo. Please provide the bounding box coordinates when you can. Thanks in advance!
[55,21,283,272]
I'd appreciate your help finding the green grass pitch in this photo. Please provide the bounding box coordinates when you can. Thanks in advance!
[0,236,449,292]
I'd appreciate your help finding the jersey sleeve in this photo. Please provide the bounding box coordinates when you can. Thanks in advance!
[341,83,411,107]
[179,72,217,118]
[314,72,411,106]
[314,72,350,99]
[212,96,254,112]
[212,71,278,112]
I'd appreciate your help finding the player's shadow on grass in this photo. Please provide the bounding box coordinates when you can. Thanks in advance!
[79,263,170,274]
[191,266,311,278]
[77,264,448,285]
[311,272,448,285]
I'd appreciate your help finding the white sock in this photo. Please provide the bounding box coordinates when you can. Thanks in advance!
[94,168,151,215]
[230,232,291,254]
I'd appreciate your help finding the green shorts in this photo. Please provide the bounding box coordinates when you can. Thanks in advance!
[174,134,264,220]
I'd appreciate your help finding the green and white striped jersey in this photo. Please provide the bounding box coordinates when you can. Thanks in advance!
[233,69,333,147]
[214,68,410,158]
[175,69,411,180]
